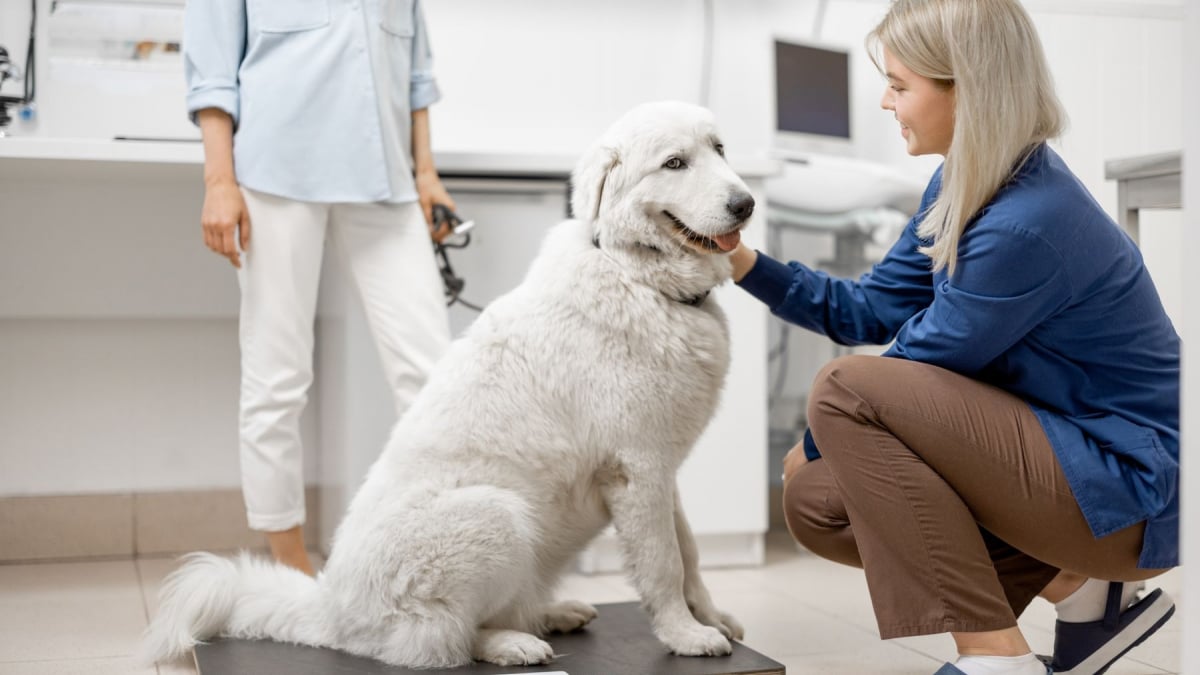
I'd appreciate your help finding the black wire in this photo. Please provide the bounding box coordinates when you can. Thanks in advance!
[434,238,485,313]
[451,296,485,312]
[25,0,35,103]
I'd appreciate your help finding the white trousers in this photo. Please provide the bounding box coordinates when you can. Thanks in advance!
[237,188,450,531]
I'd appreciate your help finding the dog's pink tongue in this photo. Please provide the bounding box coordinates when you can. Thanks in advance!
[713,231,741,252]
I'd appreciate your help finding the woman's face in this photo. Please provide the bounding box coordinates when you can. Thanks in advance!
[879,48,956,156]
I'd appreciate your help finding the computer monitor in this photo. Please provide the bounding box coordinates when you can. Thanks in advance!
[773,38,852,158]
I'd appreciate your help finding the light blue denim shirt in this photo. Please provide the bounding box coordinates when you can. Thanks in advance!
[183,0,440,203]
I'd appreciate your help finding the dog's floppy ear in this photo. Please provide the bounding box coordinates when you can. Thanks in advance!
[570,144,620,222]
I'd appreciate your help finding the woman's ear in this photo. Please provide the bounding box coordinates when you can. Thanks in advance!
[570,144,620,222]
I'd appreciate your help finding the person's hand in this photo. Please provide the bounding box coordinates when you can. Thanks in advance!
[415,170,455,243]
[781,440,810,485]
[730,242,758,282]
[201,178,250,268]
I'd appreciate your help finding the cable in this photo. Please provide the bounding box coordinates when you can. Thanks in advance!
[433,233,486,314]
[812,0,829,41]
[25,0,36,104]
[698,0,714,107]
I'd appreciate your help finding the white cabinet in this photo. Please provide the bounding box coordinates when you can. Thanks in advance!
[0,141,772,572]
[316,167,774,572]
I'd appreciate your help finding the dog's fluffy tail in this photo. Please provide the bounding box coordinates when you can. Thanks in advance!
[138,551,328,665]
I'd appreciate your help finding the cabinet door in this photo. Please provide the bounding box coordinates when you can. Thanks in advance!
[439,177,569,336]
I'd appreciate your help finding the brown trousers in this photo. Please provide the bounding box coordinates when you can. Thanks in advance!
[784,355,1164,639]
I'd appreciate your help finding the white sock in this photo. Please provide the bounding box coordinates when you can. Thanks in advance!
[1055,578,1142,623]
[953,653,1045,675]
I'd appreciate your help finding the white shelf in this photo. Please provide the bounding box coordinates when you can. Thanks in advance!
[0,137,780,178]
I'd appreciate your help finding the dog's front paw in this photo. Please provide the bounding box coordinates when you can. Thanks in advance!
[542,599,598,633]
[692,605,745,641]
[473,629,554,666]
[656,621,732,656]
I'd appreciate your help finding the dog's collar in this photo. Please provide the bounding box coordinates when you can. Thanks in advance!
[592,234,661,255]
[592,235,709,307]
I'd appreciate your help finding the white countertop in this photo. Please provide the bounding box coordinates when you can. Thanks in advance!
[0,136,780,178]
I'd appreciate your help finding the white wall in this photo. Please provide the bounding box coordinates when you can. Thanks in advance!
[0,0,1186,497]
[1179,1,1197,671]
[682,0,1187,433]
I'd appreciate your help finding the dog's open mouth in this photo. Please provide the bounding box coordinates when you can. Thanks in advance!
[663,211,741,252]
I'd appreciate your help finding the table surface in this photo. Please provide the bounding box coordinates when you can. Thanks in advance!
[194,601,785,675]
[0,136,780,178]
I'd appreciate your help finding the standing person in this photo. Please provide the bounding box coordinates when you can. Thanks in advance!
[731,1,1179,673]
[184,0,455,575]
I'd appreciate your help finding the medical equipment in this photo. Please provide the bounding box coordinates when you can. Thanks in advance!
[772,38,852,158]
[0,0,37,134]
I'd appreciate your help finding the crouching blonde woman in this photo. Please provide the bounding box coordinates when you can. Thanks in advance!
[731,1,1179,673]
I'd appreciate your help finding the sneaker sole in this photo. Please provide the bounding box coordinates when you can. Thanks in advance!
[1055,590,1175,675]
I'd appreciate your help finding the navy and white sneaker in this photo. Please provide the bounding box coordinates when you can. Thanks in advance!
[1041,581,1175,674]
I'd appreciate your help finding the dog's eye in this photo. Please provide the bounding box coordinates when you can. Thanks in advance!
[714,144,725,157]
[663,157,686,170]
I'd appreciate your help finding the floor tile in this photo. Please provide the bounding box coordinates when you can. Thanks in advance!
[0,533,1182,674]
[0,656,156,674]
[773,640,942,674]
[0,561,147,662]
[156,657,199,675]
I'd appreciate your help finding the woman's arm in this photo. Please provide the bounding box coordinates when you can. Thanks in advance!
[411,108,454,242]
[409,0,452,241]
[736,220,936,346]
[196,109,250,268]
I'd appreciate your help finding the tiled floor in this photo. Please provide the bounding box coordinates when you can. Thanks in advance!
[0,532,1182,674]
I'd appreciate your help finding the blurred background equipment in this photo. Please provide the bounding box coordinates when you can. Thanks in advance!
[0,0,37,135]
[764,34,926,490]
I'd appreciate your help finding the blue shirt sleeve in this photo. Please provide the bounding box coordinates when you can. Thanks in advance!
[739,167,945,346]
[884,222,1072,375]
[738,217,936,346]
[410,0,441,111]
[182,0,246,126]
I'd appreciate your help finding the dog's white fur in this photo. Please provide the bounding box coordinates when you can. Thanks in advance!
[141,101,754,668]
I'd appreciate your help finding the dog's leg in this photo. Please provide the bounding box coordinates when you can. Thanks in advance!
[356,485,543,668]
[673,486,745,640]
[472,628,555,666]
[540,599,598,633]
[602,464,732,656]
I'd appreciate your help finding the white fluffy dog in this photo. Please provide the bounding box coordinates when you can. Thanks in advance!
[141,101,755,669]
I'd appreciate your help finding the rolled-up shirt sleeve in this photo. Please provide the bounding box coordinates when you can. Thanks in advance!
[409,0,441,111]
[183,0,246,126]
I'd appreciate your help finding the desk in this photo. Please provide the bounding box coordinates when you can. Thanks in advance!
[193,602,786,675]
[1105,151,1182,244]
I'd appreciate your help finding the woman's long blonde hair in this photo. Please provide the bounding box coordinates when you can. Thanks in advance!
[867,0,1066,275]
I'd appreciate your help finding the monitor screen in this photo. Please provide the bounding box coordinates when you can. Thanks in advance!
[774,39,851,155]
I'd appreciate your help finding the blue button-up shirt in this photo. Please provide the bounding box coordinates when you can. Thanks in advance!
[183,0,439,203]
[741,144,1181,569]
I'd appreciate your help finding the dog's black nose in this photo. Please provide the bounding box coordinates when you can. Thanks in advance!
[726,193,755,220]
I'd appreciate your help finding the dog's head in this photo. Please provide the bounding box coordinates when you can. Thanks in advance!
[571,102,754,274]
